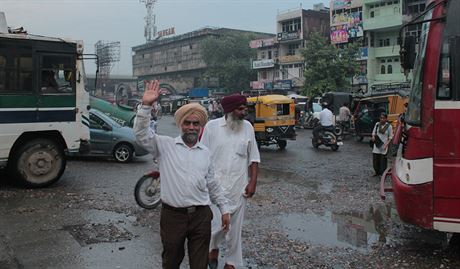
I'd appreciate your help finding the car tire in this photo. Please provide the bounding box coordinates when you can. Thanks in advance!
[113,143,134,163]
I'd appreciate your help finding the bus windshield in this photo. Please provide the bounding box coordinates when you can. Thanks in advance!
[406,9,433,125]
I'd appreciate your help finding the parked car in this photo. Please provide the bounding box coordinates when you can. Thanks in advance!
[70,109,149,163]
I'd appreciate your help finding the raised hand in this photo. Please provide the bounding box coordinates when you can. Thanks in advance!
[142,80,161,106]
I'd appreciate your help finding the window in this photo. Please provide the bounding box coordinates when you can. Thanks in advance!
[268,51,272,59]
[261,71,267,80]
[277,104,290,115]
[387,65,393,74]
[287,44,299,56]
[282,18,301,32]
[261,51,266,59]
[370,11,375,18]
[381,65,386,74]
[437,41,451,99]
[274,50,279,58]
[40,54,75,94]
[0,47,34,93]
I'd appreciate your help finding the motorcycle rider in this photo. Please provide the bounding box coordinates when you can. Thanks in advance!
[313,102,334,142]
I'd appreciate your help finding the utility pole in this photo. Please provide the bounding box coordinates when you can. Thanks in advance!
[140,0,158,42]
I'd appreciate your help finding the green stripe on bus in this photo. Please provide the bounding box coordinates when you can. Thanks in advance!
[0,95,76,108]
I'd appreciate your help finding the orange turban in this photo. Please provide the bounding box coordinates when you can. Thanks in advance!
[174,103,208,126]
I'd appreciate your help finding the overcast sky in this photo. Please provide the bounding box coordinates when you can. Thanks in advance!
[1,0,330,76]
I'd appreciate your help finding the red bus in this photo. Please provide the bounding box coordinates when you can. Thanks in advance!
[381,0,460,233]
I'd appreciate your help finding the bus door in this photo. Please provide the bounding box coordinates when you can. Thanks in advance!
[432,3,460,232]
[37,53,76,123]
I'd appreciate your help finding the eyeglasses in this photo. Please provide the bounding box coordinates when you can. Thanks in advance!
[183,120,200,127]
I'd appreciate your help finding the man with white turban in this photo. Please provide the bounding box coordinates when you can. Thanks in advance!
[133,80,230,269]
[201,94,260,269]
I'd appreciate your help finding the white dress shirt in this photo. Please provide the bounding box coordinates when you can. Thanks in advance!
[201,117,260,213]
[133,106,229,214]
[319,108,334,127]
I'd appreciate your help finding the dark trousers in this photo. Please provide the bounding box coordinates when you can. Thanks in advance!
[160,204,213,269]
[373,153,388,176]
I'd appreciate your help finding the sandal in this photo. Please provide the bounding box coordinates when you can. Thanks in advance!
[208,259,218,269]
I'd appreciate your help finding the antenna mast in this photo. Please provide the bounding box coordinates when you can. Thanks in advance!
[140,0,158,42]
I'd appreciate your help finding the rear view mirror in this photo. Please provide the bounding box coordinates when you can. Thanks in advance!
[400,36,416,70]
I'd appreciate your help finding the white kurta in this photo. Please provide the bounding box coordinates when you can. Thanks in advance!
[372,122,393,155]
[201,117,260,266]
[201,117,260,213]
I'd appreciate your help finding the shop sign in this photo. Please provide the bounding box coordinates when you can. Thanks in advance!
[252,59,275,69]
[277,31,300,41]
[273,80,292,90]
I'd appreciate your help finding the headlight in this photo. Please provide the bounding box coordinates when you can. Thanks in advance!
[266,127,274,133]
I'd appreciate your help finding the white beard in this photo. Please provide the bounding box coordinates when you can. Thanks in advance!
[226,113,243,132]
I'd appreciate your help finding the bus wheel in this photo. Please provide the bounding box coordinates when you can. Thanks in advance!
[277,140,287,150]
[10,138,65,188]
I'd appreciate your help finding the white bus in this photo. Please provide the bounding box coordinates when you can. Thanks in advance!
[0,16,92,187]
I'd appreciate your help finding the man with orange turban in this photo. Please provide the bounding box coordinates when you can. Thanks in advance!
[133,80,230,269]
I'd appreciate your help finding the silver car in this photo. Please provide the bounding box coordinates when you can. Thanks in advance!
[76,109,149,163]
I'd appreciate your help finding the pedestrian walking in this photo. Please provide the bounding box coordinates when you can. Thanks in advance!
[133,80,230,269]
[371,113,393,176]
[201,94,260,269]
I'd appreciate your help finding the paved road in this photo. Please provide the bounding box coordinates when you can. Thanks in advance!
[0,115,459,268]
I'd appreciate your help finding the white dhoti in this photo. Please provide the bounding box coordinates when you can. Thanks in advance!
[210,197,247,267]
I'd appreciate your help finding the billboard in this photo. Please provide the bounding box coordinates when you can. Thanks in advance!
[332,0,352,10]
[252,59,275,69]
[331,25,349,44]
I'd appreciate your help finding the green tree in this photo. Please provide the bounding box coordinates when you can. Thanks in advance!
[201,33,257,92]
[302,32,360,97]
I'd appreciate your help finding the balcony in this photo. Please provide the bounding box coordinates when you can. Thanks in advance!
[371,46,400,58]
[364,14,402,31]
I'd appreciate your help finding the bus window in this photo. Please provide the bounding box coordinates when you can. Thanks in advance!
[0,52,33,93]
[40,54,75,94]
[437,40,451,99]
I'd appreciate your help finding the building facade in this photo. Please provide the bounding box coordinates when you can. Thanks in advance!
[132,27,272,94]
[363,0,407,88]
[250,6,330,93]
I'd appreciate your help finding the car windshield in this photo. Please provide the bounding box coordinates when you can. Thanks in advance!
[406,9,433,125]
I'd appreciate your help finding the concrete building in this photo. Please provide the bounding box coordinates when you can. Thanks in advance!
[132,27,273,94]
[250,5,330,93]
[363,0,407,88]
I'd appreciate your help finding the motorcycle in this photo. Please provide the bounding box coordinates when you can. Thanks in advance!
[134,171,161,209]
[311,119,342,151]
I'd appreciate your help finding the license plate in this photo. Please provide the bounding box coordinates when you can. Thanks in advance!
[337,142,344,146]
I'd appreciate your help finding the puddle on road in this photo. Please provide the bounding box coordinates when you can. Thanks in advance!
[258,167,332,193]
[278,205,451,252]
[279,211,384,251]
[277,204,397,251]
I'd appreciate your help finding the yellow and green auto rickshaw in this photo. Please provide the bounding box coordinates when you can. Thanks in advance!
[246,95,296,149]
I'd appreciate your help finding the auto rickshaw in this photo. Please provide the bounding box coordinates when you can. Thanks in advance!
[246,95,296,149]
[353,91,408,141]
